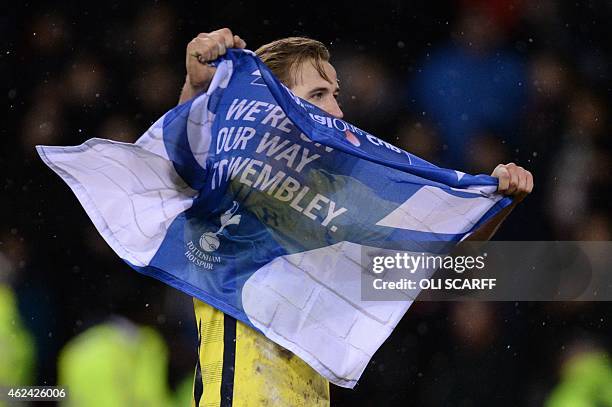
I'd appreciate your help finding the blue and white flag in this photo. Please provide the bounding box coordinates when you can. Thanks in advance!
[37,49,512,388]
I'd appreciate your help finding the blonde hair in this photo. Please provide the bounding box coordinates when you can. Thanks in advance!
[255,37,332,88]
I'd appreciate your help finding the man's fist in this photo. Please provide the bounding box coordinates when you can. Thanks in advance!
[180,28,247,102]
[491,163,534,201]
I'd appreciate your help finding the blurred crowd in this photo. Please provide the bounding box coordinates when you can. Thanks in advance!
[3,0,611,405]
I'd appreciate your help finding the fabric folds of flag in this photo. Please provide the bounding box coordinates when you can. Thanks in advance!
[37,49,512,388]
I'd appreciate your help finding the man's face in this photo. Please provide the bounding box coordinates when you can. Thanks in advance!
[290,59,344,119]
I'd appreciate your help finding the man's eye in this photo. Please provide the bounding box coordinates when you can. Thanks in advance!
[311,92,324,100]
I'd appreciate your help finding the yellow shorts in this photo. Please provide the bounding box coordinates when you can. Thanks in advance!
[191,298,330,407]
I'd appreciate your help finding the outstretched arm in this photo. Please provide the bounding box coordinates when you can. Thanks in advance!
[466,162,533,241]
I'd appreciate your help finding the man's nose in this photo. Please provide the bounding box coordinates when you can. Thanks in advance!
[327,98,344,119]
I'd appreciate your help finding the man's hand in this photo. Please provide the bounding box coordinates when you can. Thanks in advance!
[491,163,534,201]
[179,28,247,104]
[463,163,533,242]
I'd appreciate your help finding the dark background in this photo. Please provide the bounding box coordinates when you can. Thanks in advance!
[3,0,611,405]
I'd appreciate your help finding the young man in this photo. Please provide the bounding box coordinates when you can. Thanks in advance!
[179,28,533,407]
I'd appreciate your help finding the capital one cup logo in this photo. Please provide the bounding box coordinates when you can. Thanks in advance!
[345,130,361,147]
[199,201,242,252]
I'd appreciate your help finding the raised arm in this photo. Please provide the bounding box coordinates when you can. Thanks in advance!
[179,28,247,104]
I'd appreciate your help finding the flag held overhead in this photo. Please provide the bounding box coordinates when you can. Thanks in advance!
[37,49,511,388]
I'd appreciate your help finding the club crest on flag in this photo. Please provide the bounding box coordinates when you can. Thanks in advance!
[199,201,242,252]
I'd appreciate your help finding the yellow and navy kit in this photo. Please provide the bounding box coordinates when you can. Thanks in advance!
[191,298,330,407]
